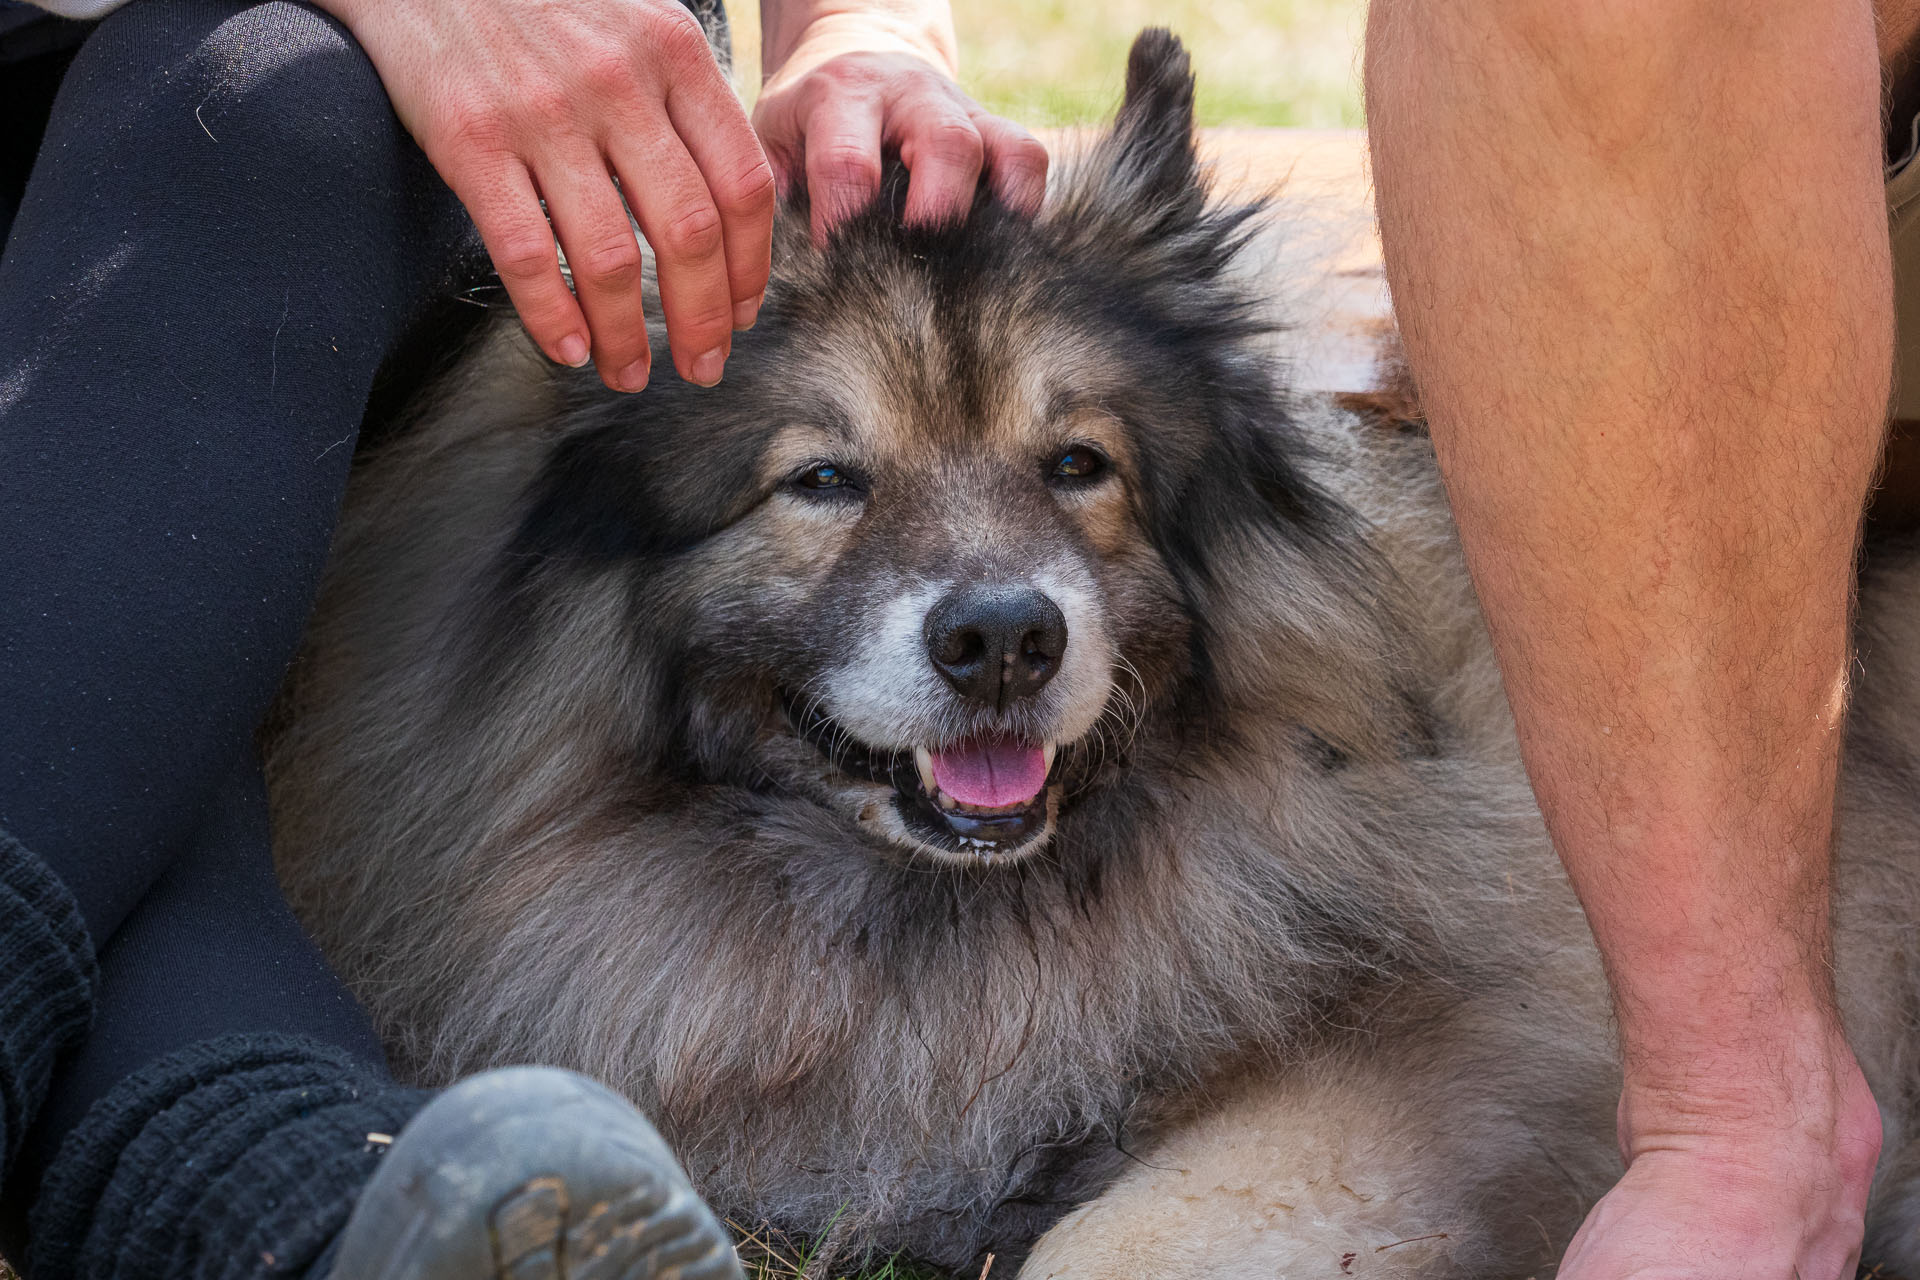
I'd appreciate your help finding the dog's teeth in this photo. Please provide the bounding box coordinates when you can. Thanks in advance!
[914,746,938,795]
[1042,742,1057,775]
[938,791,958,811]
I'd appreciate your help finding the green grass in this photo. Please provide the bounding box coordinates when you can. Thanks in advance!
[733,1215,955,1280]
[729,0,1366,129]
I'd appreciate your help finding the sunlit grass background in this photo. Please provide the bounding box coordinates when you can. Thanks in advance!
[729,0,1367,128]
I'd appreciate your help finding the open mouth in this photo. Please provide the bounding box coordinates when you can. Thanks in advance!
[784,696,1058,854]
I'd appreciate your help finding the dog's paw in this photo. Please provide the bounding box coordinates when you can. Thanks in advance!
[1016,1086,1464,1280]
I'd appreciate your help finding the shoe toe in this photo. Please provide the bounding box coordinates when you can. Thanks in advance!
[325,1067,740,1280]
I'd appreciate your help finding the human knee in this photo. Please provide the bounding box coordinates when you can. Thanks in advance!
[82,0,404,180]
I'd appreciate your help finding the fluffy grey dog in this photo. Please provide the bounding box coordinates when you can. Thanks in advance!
[268,29,1920,1278]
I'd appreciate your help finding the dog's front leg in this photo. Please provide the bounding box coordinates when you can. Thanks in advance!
[1019,987,1621,1280]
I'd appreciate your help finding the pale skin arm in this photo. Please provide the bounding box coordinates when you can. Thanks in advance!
[753,0,1048,244]
[1365,1,1893,1276]
[311,0,1044,392]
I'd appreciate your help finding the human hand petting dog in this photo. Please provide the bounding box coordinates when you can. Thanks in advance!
[314,0,1039,395]
[754,0,1049,245]
[313,0,775,393]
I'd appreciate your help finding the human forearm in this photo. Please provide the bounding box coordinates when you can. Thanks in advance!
[759,0,957,79]
[1367,0,1890,1271]
[753,0,1044,240]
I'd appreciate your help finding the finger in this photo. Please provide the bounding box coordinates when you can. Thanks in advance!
[896,99,985,228]
[453,158,591,368]
[612,128,736,387]
[752,99,805,204]
[801,91,887,247]
[663,37,777,329]
[538,157,652,392]
[976,114,1049,217]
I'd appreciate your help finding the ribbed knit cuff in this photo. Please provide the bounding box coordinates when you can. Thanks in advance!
[29,1033,430,1280]
[0,830,97,1193]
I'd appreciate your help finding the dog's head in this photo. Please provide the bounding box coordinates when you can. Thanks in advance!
[483,30,1413,867]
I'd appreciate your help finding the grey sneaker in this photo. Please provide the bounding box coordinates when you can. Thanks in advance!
[322,1067,741,1280]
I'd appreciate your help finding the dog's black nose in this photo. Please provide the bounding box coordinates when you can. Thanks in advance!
[923,585,1068,709]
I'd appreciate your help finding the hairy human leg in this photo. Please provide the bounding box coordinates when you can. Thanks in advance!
[1366,0,1892,1276]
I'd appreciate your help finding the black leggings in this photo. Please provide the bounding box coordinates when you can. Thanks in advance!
[0,0,484,1212]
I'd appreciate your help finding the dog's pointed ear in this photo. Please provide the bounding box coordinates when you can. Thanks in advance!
[1108,29,1201,207]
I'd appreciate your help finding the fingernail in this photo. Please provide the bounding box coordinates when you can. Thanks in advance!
[558,333,590,367]
[618,359,650,392]
[690,347,726,387]
[732,292,764,331]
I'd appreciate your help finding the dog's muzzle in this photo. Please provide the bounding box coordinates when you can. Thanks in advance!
[784,694,1060,855]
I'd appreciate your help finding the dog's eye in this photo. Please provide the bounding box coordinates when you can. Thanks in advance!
[791,462,856,493]
[1050,446,1109,484]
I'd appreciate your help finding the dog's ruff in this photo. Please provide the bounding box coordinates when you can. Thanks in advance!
[267,30,1920,1279]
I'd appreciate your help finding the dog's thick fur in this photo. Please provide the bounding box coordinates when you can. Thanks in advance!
[269,31,1920,1278]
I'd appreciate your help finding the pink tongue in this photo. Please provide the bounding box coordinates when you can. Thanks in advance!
[929,737,1049,808]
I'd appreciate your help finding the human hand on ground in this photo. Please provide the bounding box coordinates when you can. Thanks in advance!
[753,2,1048,245]
[316,0,776,392]
[1559,1026,1881,1280]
